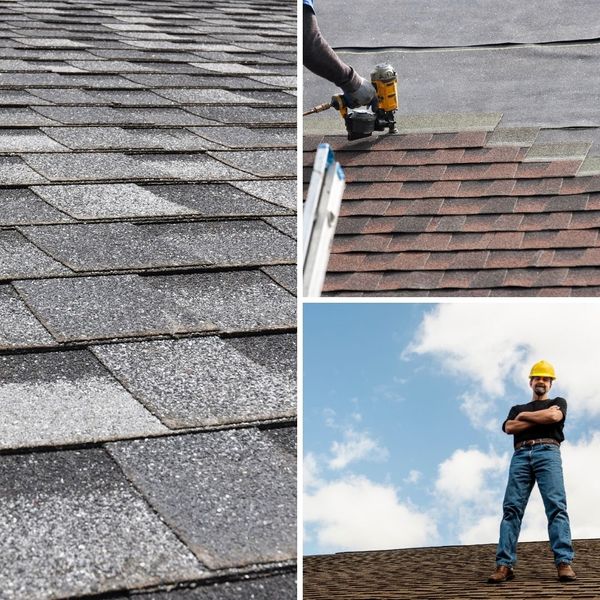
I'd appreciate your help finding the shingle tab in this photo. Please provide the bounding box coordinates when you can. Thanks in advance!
[0,350,168,449]
[22,220,295,271]
[0,449,205,598]
[92,335,295,427]
[0,188,73,225]
[32,183,195,219]
[107,428,296,569]
[0,285,56,349]
[13,274,218,342]
[0,229,71,279]
[145,182,290,216]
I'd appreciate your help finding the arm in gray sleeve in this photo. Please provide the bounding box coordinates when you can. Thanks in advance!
[302,6,361,92]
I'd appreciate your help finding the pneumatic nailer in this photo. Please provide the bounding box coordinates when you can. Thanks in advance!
[304,63,399,141]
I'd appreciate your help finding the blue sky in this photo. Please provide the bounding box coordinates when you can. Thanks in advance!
[303,302,600,556]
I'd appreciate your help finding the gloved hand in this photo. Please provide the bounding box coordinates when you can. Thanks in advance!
[343,76,377,109]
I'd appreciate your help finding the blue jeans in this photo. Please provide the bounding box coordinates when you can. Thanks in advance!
[496,444,574,567]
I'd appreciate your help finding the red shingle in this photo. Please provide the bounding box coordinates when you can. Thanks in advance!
[332,234,392,253]
[311,124,600,296]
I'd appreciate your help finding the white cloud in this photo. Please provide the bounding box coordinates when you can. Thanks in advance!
[435,447,508,502]
[328,428,389,470]
[408,303,600,417]
[304,474,438,552]
[304,452,321,489]
[404,469,422,484]
[459,515,500,545]
[459,391,498,432]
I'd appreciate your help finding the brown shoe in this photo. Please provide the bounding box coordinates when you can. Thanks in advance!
[487,565,514,583]
[557,563,576,582]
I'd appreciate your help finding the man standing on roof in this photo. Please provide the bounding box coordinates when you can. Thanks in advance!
[303,0,376,108]
[488,360,576,584]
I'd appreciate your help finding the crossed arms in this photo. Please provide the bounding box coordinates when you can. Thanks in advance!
[504,405,564,435]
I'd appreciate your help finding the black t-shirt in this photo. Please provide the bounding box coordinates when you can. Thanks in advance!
[502,397,567,447]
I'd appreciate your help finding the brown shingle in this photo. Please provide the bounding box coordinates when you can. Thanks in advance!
[305,538,600,600]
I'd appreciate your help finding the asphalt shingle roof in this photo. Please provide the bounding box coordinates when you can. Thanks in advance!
[303,539,600,599]
[0,0,296,597]
[305,116,600,296]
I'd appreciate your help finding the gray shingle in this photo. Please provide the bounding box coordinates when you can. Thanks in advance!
[0,449,205,598]
[0,350,168,449]
[264,216,296,239]
[0,156,48,184]
[153,88,261,104]
[0,285,56,349]
[32,183,194,219]
[136,573,297,600]
[13,274,219,342]
[0,128,68,152]
[190,126,295,148]
[232,180,296,210]
[34,106,210,125]
[0,229,71,279]
[106,428,296,569]
[27,88,104,104]
[85,88,175,105]
[136,153,255,180]
[262,265,296,294]
[145,182,290,216]
[147,270,296,331]
[227,332,296,378]
[22,220,294,271]
[92,336,295,428]
[188,105,295,125]
[0,108,58,126]
[209,150,295,177]
[0,188,73,225]
[22,152,173,182]
[41,126,222,151]
[0,90,51,105]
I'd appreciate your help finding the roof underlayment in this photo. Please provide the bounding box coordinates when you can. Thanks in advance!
[0,0,297,597]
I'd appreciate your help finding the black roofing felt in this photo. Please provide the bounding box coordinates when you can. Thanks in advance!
[0,0,296,597]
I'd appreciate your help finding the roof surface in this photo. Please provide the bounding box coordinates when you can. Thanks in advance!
[305,116,600,296]
[304,538,600,599]
[0,0,296,597]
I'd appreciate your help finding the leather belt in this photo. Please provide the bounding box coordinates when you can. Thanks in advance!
[515,438,560,450]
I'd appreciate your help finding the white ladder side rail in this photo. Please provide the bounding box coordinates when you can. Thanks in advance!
[303,143,346,297]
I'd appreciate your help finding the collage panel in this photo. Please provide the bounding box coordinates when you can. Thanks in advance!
[0,0,297,598]
[302,0,600,298]
[302,302,600,595]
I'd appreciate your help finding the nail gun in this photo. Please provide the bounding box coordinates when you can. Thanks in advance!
[304,63,399,141]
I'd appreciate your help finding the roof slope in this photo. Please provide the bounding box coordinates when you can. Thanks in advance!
[304,538,600,599]
[305,114,600,296]
[0,0,296,597]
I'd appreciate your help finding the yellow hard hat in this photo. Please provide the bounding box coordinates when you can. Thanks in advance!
[529,360,556,380]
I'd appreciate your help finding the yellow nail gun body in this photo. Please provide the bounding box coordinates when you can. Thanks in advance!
[304,63,399,141]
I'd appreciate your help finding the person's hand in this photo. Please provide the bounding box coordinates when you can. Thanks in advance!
[344,76,377,108]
